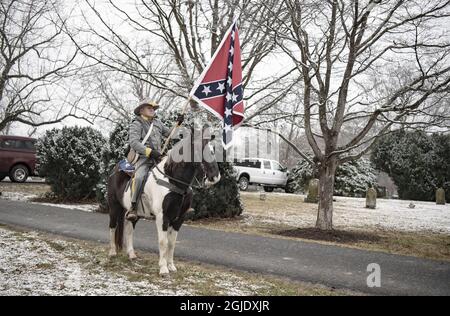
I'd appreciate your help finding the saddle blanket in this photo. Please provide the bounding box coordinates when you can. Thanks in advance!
[118,159,135,176]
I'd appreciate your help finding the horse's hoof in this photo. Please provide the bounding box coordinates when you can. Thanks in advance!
[128,252,137,260]
[108,250,117,257]
[159,266,170,276]
[168,263,177,272]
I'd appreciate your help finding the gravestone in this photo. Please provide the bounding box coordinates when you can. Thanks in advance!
[259,191,267,201]
[366,187,377,209]
[436,188,446,205]
[304,179,319,203]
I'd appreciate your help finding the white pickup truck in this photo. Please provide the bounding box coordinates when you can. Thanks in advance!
[233,158,292,192]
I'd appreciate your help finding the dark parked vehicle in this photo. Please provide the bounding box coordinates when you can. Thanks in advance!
[0,135,37,182]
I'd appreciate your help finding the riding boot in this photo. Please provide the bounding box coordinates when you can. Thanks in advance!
[126,202,138,221]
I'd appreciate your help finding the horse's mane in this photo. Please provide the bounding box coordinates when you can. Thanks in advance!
[163,136,188,177]
[164,154,187,177]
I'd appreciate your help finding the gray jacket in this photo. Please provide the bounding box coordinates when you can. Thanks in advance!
[129,116,170,155]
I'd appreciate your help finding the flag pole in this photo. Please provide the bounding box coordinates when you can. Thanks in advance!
[161,97,191,155]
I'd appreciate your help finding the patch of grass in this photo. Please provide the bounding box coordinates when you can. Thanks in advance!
[35,263,55,270]
[362,230,450,261]
[30,192,97,204]
[274,227,384,243]
[46,240,66,252]
[241,192,314,216]
[124,272,147,283]
[0,182,50,195]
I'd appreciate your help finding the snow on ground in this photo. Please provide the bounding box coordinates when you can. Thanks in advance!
[0,227,284,296]
[30,202,98,213]
[213,276,269,295]
[242,192,450,233]
[0,228,192,296]
[0,191,37,202]
[0,191,98,213]
[333,197,450,233]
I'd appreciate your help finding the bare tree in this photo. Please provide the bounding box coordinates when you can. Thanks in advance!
[0,0,90,133]
[265,0,450,230]
[65,0,297,120]
[74,56,177,126]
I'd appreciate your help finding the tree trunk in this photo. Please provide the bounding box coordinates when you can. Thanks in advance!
[315,160,338,230]
[211,0,219,54]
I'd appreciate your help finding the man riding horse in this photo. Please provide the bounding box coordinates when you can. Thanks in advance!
[126,98,184,221]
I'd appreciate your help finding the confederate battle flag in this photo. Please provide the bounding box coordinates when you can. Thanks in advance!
[189,20,244,149]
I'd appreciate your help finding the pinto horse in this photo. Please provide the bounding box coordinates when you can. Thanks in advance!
[107,128,220,275]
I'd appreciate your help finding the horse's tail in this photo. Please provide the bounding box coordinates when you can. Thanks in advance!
[115,207,124,251]
[107,165,126,251]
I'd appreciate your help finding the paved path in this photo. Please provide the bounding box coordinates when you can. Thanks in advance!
[0,199,449,295]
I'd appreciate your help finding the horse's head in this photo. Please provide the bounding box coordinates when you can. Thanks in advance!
[199,128,221,187]
[166,126,220,187]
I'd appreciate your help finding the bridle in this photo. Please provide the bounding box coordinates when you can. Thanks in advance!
[150,131,216,195]
[152,162,206,193]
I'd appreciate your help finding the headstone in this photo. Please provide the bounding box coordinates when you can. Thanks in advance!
[259,191,266,201]
[366,187,377,209]
[436,188,446,205]
[304,179,319,203]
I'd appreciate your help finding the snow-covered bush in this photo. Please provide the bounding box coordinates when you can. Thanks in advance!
[287,158,317,193]
[190,161,243,220]
[96,122,129,212]
[334,158,377,197]
[371,130,450,202]
[289,157,377,197]
[36,126,106,201]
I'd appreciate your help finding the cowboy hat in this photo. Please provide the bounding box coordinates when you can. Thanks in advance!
[134,98,160,115]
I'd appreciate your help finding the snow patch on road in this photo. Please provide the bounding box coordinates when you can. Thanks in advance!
[30,202,98,213]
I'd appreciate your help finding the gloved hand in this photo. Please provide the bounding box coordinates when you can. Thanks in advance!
[177,113,185,125]
[149,149,162,161]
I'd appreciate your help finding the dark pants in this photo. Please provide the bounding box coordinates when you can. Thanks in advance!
[131,157,154,204]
